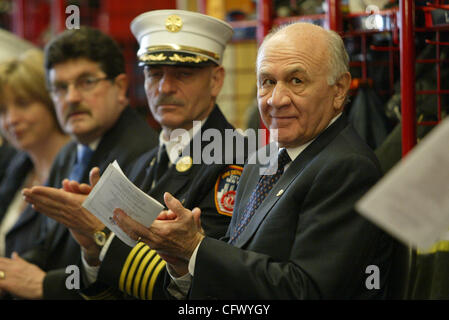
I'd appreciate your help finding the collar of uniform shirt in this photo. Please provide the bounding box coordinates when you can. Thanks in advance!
[76,138,101,154]
[158,117,207,164]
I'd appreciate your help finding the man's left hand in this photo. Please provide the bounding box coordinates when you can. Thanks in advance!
[0,253,45,299]
[113,192,205,268]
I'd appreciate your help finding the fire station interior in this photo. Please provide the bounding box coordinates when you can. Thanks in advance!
[0,0,448,302]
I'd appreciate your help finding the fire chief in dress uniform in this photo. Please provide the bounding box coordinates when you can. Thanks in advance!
[24,10,246,300]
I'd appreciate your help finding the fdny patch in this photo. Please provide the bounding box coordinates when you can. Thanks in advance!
[214,165,243,216]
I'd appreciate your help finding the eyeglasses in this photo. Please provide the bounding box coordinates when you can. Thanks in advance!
[49,75,111,98]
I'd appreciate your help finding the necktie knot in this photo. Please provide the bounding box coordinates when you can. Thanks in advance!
[276,148,291,173]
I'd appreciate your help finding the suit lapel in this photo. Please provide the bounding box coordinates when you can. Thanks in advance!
[233,115,349,248]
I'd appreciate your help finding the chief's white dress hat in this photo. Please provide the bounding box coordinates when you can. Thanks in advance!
[131,10,234,66]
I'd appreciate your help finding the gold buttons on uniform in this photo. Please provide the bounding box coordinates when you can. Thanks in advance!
[176,156,193,172]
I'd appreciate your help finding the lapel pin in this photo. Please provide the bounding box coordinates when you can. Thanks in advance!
[149,157,156,167]
[276,189,284,197]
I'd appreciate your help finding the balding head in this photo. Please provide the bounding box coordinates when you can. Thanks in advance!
[257,23,349,86]
[256,22,351,148]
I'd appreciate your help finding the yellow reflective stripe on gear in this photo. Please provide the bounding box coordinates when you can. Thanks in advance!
[417,240,449,254]
[140,254,162,299]
[119,242,145,291]
[125,245,150,295]
[133,248,156,298]
[148,259,166,300]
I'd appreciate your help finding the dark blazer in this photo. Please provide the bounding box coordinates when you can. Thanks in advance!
[190,114,395,299]
[0,152,32,219]
[0,152,39,254]
[0,143,18,184]
[16,106,158,299]
[86,106,246,300]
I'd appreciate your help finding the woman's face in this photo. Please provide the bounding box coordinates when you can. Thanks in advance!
[0,87,60,153]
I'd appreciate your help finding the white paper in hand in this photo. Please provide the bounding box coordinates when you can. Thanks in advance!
[356,117,449,250]
[82,161,164,247]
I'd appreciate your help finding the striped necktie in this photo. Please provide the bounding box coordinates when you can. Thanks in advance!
[229,148,291,244]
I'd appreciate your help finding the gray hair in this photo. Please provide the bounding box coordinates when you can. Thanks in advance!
[257,22,349,85]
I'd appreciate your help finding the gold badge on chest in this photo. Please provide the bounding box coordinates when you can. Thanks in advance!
[176,156,193,172]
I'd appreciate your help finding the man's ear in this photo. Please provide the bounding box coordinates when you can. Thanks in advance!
[113,73,129,104]
[210,66,225,98]
[332,72,351,111]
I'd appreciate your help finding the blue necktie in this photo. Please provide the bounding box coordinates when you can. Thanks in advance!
[69,144,94,182]
[229,148,291,244]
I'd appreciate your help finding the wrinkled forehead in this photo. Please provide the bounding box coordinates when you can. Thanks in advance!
[257,31,329,76]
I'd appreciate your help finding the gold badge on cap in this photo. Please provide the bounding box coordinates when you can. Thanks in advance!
[165,15,183,33]
[176,156,193,172]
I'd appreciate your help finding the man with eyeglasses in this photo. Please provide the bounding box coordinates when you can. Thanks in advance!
[0,27,158,299]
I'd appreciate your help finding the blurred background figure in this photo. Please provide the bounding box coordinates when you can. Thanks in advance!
[0,49,70,258]
[0,29,37,184]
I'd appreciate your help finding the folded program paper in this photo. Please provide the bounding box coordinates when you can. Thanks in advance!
[356,117,449,250]
[83,161,164,247]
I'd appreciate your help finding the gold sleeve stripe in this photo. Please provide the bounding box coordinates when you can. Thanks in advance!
[119,242,146,292]
[132,249,156,298]
[147,259,167,300]
[125,245,151,295]
[140,253,162,299]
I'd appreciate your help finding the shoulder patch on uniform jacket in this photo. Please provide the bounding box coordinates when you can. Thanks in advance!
[214,165,243,216]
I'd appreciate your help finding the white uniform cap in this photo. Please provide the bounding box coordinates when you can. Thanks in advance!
[131,10,234,66]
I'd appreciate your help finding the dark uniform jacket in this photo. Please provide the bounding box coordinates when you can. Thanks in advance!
[189,114,395,299]
[82,106,246,300]
[19,106,158,299]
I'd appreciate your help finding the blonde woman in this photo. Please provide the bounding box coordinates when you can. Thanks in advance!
[0,49,69,258]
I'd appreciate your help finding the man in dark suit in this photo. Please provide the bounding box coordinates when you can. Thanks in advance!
[113,22,395,299]
[0,27,158,299]
[21,10,245,300]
